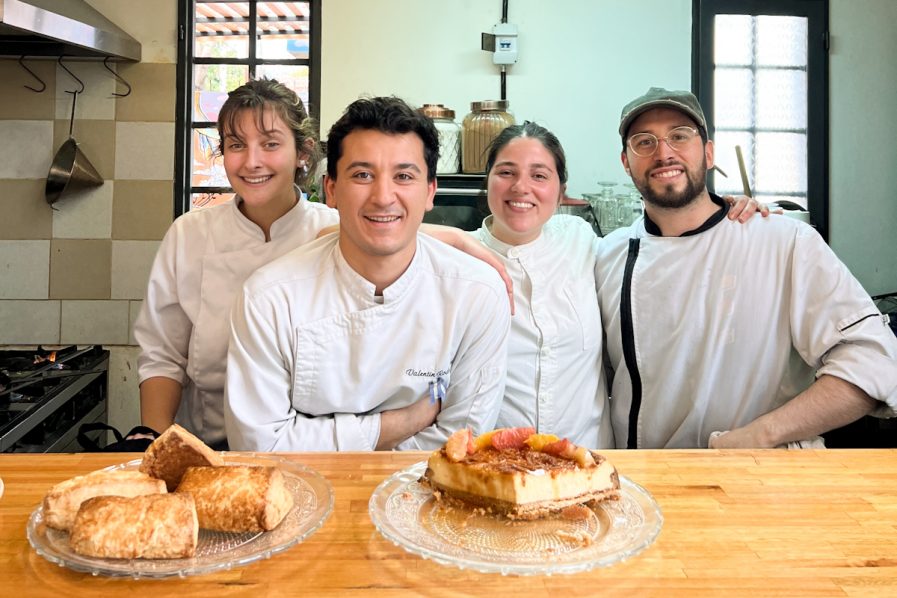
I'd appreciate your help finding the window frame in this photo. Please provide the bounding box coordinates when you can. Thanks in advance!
[174,0,322,217]
[692,0,829,240]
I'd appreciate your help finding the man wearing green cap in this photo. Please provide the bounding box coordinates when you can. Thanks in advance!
[594,87,897,449]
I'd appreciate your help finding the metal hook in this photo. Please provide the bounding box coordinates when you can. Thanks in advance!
[103,57,132,98]
[57,56,83,139]
[57,55,85,94]
[18,56,46,93]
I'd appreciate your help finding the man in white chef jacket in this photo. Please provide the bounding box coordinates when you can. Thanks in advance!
[595,87,897,449]
[224,96,510,451]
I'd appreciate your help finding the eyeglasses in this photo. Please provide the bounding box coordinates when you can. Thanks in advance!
[627,126,699,157]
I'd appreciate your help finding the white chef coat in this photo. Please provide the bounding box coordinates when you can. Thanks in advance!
[473,215,614,448]
[134,194,339,446]
[225,233,510,452]
[595,195,897,449]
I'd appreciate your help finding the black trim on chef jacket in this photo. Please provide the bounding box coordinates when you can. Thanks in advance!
[642,193,730,237]
[840,313,884,332]
[622,193,730,449]
[622,238,643,449]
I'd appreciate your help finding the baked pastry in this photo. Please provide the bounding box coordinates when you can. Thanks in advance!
[421,427,620,520]
[139,424,224,491]
[42,469,167,531]
[69,493,199,559]
[176,465,293,532]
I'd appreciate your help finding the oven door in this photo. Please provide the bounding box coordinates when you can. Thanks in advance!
[425,174,488,232]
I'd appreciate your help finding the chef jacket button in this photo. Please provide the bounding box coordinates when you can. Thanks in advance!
[508,248,520,259]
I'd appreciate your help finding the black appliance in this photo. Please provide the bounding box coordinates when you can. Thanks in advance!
[0,345,108,452]
[425,174,489,231]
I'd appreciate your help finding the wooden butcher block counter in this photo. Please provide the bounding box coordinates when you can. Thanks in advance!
[0,449,895,597]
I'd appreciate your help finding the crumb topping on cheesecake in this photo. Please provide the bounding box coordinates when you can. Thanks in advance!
[442,446,603,474]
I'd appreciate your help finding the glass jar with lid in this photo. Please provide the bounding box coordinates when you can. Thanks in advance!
[461,100,515,174]
[419,103,461,175]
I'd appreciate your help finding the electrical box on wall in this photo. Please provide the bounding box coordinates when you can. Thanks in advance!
[481,23,518,65]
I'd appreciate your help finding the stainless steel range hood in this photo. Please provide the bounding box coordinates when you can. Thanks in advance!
[0,0,140,61]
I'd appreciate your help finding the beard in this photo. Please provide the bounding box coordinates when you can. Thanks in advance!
[634,157,708,209]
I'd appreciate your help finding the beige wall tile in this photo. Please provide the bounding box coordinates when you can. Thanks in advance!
[106,345,142,433]
[129,300,142,345]
[0,240,49,299]
[0,120,53,179]
[113,180,174,240]
[54,62,116,121]
[0,180,53,240]
[53,119,116,181]
[49,239,111,299]
[0,59,56,119]
[60,300,129,344]
[52,181,113,239]
[115,122,175,180]
[112,240,159,299]
[115,63,177,122]
[0,300,60,344]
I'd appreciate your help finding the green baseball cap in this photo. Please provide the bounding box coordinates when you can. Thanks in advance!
[619,87,707,139]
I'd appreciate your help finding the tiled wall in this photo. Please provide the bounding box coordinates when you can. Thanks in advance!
[0,57,176,435]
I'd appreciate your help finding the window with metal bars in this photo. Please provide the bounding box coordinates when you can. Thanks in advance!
[174,0,321,215]
[693,0,829,240]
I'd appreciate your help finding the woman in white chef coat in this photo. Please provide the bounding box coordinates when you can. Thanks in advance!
[473,122,762,448]
[135,79,510,449]
[134,78,339,449]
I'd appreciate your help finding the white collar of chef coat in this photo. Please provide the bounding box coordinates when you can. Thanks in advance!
[331,235,422,304]
[231,185,308,240]
[479,214,548,260]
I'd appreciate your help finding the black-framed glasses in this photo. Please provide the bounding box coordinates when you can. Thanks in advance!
[627,126,699,157]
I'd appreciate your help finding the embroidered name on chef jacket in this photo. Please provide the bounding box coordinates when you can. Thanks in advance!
[404,369,450,405]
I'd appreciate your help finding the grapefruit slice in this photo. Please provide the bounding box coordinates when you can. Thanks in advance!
[490,427,536,450]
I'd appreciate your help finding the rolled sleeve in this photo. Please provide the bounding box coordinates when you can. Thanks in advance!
[133,225,192,386]
[790,227,897,415]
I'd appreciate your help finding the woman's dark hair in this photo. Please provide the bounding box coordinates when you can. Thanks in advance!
[484,121,568,185]
[326,96,440,182]
[216,77,320,191]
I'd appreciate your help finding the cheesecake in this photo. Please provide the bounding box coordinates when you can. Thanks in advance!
[421,428,620,520]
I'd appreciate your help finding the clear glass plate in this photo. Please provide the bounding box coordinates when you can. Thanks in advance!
[27,453,333,578]
[369,461,663,576]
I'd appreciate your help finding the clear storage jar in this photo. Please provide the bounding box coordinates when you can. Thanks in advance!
[419,104,461,175]
[461,100,515,174]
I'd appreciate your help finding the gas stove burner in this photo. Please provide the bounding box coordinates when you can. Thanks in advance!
[0,345,109,452]
[0,346,98,374]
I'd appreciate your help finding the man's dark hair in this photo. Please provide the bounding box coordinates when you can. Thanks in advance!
[326,96,440,182]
